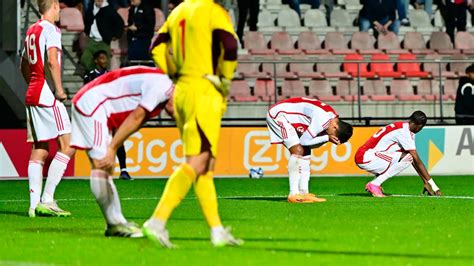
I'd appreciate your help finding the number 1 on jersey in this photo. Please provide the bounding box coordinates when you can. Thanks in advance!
[179,19,185,60]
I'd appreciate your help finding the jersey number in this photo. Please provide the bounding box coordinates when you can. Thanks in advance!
[178,19,186,60]
[26,34,38,65]
[373,123,395,138]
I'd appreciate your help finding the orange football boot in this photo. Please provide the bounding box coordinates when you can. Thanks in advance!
[303,193,327,203]
[287,194,314,203]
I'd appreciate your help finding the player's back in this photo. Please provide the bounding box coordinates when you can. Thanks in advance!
[24,19,62,106]
[165,0,232,78]
[72,66,173,128]
[268,97,337,125]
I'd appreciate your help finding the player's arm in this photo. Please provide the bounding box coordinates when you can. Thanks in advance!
[150,21,176,76]
[97,106,148,169]
[47,47,66,102]
[408,150,442,196]
[20,51,31,83]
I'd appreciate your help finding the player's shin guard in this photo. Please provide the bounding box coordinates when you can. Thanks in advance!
[90,170,127,225]
[42,152,70,203]
[299,155,311,194]
[194,171,222,228]
[28,160,44,210]
[152,163,196,222]
[371,154,413,186]
[288,155,303,195]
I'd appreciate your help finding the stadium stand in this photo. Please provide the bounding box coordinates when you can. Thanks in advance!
[59,8,84,32]
[309,79,342,101]
[350,32,379,54]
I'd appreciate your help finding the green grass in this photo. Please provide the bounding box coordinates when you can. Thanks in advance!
[0,176,473,265]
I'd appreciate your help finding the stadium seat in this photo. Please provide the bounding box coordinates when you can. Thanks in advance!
[111,33,128,55]
[455,32,474,54]
[316,55,351,78]
[402,32,431,54]
[450,54,470,76]
[230,80,258,102]
[289,63,323,78]
[281,79,307,98]
[377,32,407,54]
[277,9,307,31]
[429,32,457,54]
[236,61,269,79]
[117,7,129,26]
[363,79,396,101]
[244,32,274,54]
[258,10,282,31]
[417,78,449,100]
[344,0,363,10]
[262,58,296,78]
[443,78,458,100]
[297,32,328,54]
[408,10,434,31]
[350,32,380,54]
[154,9,165,30]
[324,32,354,54]
[255,79,275,101]
[370,53,403,78]
[390,79,422,101]
[303,9,335,32]
[396,53,430,78]
[423,54,454,78]
[270,32,300,55]
[336,79,368,101]
[330,9,356,31]
[343,53,376,78]
[434,9,444,27]
[59,8,84,31]
[309,79,342,101]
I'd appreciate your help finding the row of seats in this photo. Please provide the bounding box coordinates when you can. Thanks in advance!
[237,53,471,79]
[244,31,474,55]
[230,78,459,102]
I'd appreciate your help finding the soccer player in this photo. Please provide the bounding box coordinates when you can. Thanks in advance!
[267,97,353,203]
[20,0,74,217]
[71,66,174,237]
[355,111,442,197]
[144,0,242,247]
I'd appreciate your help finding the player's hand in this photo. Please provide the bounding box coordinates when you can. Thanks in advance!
[203,74,231,97]
[55,91,67,102]
[128,24,137,31]
[422,183,435,196]
[328,135,340,145]
[434,190,442,196]
[97,147,116,170]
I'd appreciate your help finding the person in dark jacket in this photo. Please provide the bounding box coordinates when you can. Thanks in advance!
[236,0,259,47]
[440,0,472,43]
[127,0,155,61]
[359,0,400,36]
[455,64,474,125]
[80,0,124,71]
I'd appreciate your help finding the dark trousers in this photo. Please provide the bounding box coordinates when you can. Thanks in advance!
[443,2,467,43]
[128,37,152,61]
[237,0,260,46]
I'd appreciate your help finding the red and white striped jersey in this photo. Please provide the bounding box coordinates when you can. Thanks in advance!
[355,122,416,164]
[72,66,173,130]
[23,19,62,107]
[268,97,338,137]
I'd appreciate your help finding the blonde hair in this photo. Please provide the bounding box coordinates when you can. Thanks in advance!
[36,0,58,14]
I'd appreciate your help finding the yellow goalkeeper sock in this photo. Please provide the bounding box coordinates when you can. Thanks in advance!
[152,163,196,221]
[194,171,222,228]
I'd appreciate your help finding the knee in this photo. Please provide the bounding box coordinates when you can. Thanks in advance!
[289,144,304,156]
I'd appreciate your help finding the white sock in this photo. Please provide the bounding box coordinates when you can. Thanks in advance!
[299,155,311,194]
[42,152,70,203]
[90,170,127,225]
[288,154,303,195]
[371,154,413,186]
[28,160,44,210]
[211,225,225,238]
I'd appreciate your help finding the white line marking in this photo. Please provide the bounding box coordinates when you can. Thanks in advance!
[0,194,473,204]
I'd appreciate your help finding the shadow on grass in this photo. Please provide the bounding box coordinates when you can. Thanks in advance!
[0,210,32,217]
[172,236,321,243]
[224,196,287,202]
[337,193,374,197]
[243,246,474,261]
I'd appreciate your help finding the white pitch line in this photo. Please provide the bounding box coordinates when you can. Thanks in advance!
[0,194,473,203]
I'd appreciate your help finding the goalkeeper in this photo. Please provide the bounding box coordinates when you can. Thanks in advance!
[143,0,242,248]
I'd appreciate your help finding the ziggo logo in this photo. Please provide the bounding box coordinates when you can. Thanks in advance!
[243,131,352,172]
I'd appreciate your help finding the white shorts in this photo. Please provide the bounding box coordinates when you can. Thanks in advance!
[356,150,403,175]
[70,105,111,160]
[26,103,71,143]
[266,113,300,149]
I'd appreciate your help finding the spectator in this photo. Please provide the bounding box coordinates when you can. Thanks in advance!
[455,64,474,125]
[440,0,471,43]
[413,0,434,18]
[284,0,334,22]
[80,0,124,71]
[236,0,259,46]
[359,0,400,36]
[397,0,410,26]
[109,0,128,9]
[127,0,155,61]
[168,0,182,12]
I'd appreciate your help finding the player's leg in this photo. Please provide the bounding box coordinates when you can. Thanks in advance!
[28,142,49,217]
[298,147,326,203]
[116,145,132,180]
[369,152,413,187]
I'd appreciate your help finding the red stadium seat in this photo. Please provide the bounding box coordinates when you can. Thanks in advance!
[297,32,328,55]
[324,32,354,54]
[351,32,380,54]
[244,32,274,55]
[154,8,165,31]
[230,80,258,102]
[397,53,430,78]
[289,63,323,79]
[343,53,376,78]
[370,53,403,78]
[429,32,457,54]
[281,79,307,98]
[377,32,407,54]
[117,7,129,26]
[270,32,301,55]
[363,79,396,101]
[255,79,275,101]
[236,62,269,79]
[455,32,474,54]
[336,79,368,101]
[316,55,351,78]
[402,32,432,54]
[59,8,84,31]
[390,79,422,101]
[262,57,296,78]
[309,79,342,101]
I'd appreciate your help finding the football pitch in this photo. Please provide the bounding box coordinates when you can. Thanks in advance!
[0,176,473,265]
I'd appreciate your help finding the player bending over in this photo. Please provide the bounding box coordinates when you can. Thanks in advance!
[21,0,74,217]
[355,111,442,197]
[71,66,173,237]
[267,97,353,203]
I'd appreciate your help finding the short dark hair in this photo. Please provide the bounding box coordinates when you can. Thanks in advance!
[409,110,427,126]
[466,64,474,74]
[93,50,108,60]
[337,120,353,144]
